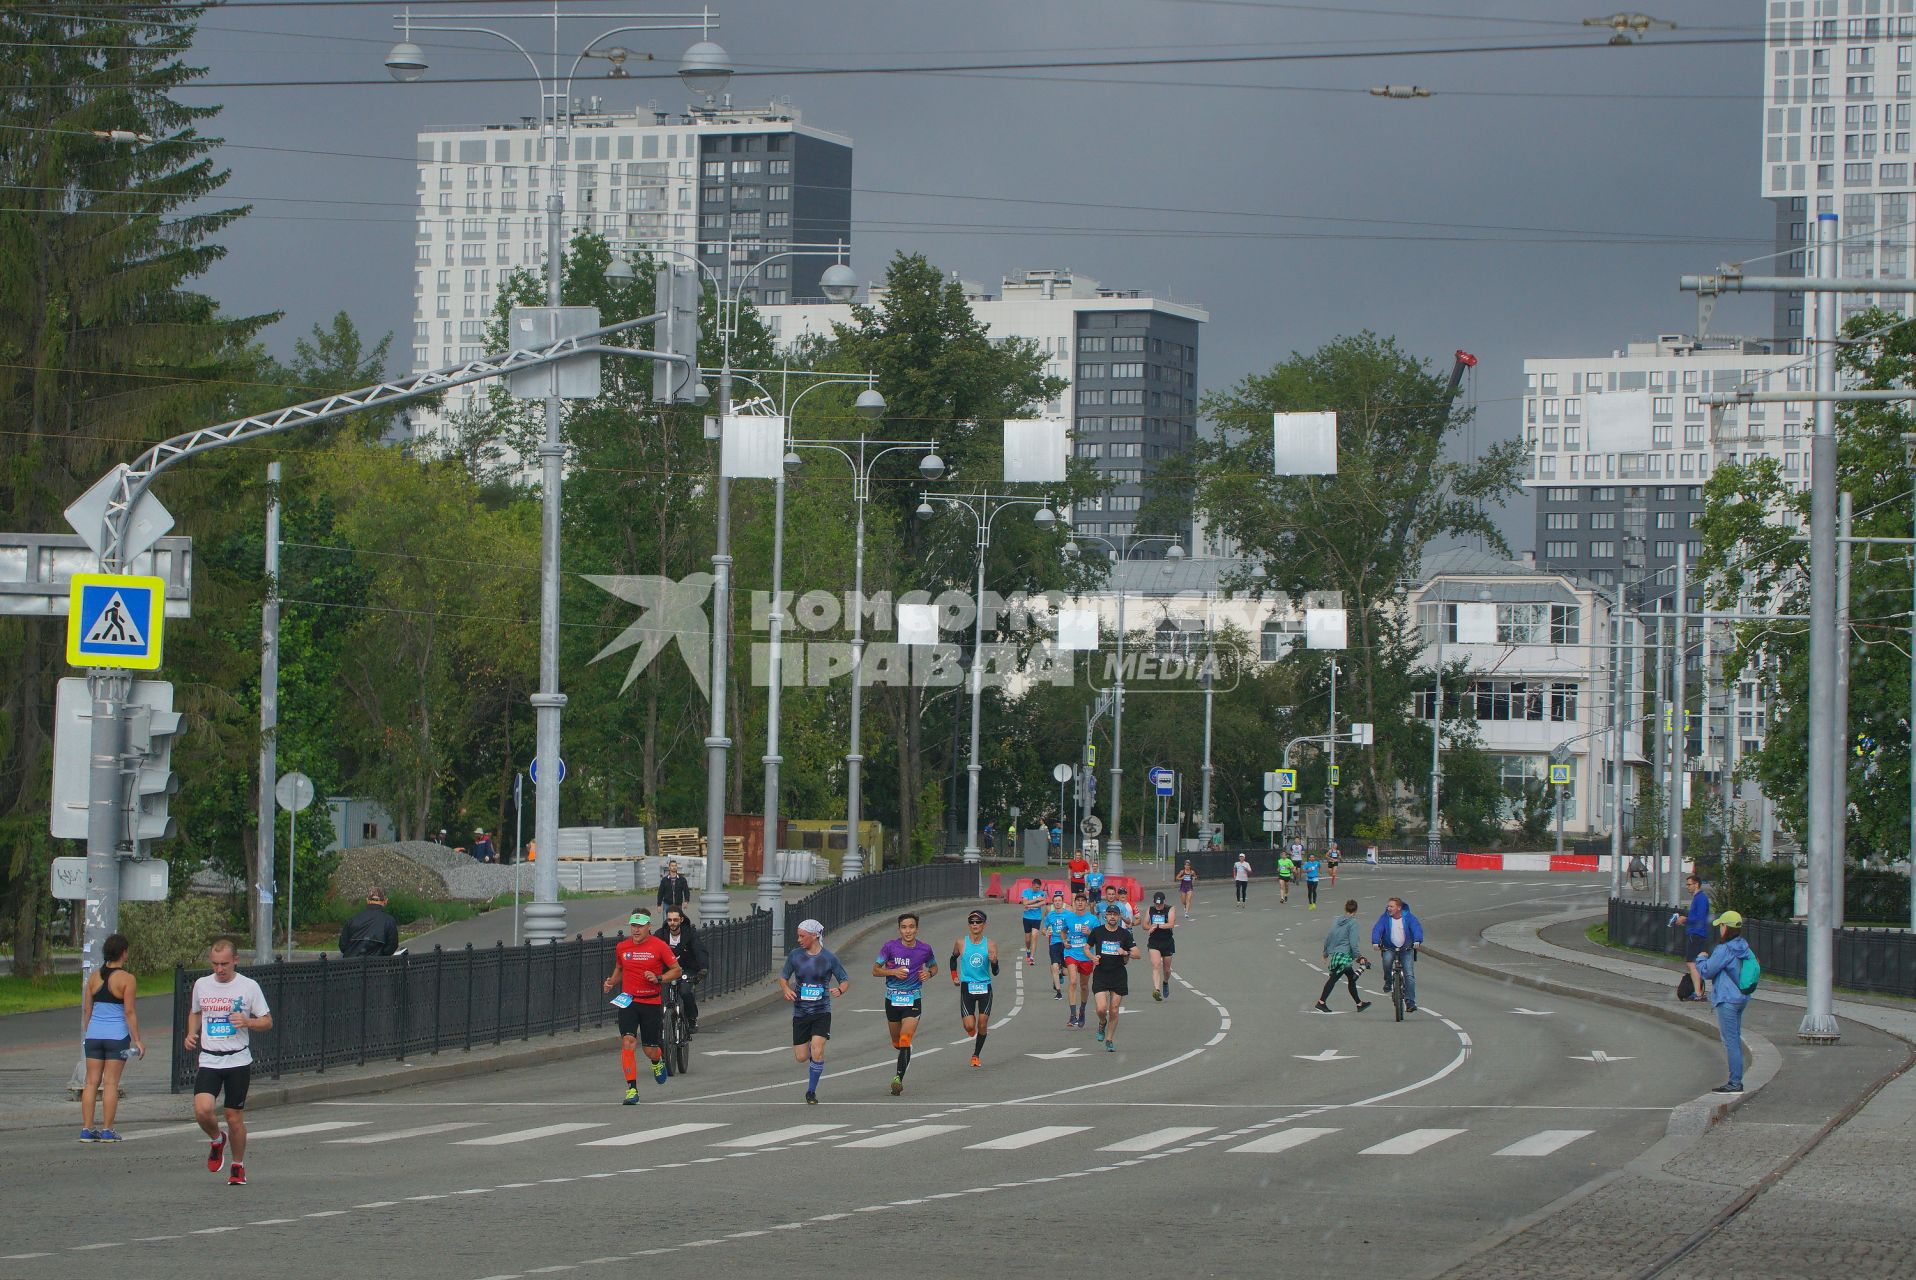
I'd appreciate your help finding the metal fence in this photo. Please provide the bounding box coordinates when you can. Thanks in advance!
[1607,897,1916,999]
[782,862,980,955]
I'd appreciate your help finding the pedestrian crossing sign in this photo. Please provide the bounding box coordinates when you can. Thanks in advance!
[1549,763,1572,786]
[66,573,165,670]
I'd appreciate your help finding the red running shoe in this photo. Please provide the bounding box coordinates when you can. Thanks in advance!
[228,1163,246,1186]
[207,1133,227,1174]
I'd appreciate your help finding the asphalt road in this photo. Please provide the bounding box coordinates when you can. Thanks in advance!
[4,870,1721,1279]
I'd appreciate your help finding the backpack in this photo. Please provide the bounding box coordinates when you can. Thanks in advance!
[1736,951,1761,996]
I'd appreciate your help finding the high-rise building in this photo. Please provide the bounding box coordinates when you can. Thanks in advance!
[408,97,851,431]
[1761,4,1916,350]
[762,268,1206,551]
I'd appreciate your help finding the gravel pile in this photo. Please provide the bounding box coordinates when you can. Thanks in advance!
[332,842,515,902]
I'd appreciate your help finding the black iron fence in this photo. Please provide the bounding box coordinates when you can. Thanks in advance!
[169,868,989,1092]
[1607,897,1916,999]
[783,862,980,955]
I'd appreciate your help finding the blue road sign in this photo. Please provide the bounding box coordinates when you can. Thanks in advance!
[529,757,566,785]
[1149,766,1175,796]
[67,573,164,670]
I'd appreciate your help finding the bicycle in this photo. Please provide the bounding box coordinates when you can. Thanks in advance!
[660,977,694,1077]
[1384,947,1410,1022]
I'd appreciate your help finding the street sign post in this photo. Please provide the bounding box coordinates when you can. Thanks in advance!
[66,573,165,670]
[1150,766,1175,797]
[1549,763,1572,786]
[51,856,167,902]
[1080,815,1104,838]
[529,756,567,785]
[276,771,316,962]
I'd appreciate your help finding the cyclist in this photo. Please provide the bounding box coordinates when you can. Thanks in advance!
[601,910,682,1103]
[1041,890,1072,1000]
[1144,892,1176,1001]
[874,912,939,1096]
[1371,897,1425,1014]
[1019,880,1048,965]
[780,919,850,1104]
[660,908,705,1036]
[1275,849,1296,905]
[1087,903,1139,1051]
[1062,892,1099,1028]
[950,910,999,1067]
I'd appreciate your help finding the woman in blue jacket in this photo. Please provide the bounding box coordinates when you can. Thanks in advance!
[1695,910,1756,1093]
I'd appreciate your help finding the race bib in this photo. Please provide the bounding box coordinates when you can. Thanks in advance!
[609,993,634,1009]
[1099,940,1122,956]
[967,981,991,995]
[204,1015,235,1039]
[887,990,918,1007]
[799,982,826,1001]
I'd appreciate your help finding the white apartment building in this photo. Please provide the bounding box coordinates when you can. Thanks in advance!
[762,268,1206,552]
[1763,0,1916,347]
[408,97,851,431]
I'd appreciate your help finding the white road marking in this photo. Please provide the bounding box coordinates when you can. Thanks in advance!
[713,1124,844,1148]
[1494,1129,1594,1157]
[580,1122,728,1147]
[454,1123,607,1146]
[1097,1126,1214,1152]
[328,1122,485,1144]
[247,1121,369,1140]
[1359,1128,1466,1155]
[1510,1007,1555,1016]
[1294,1050,1354,1062]
[1228,1127,1340,1154]
[117,1123,203,1141]
[836,1124,968,1149]
[966,1125,1091,1150]
[1569,1050,1635,1063]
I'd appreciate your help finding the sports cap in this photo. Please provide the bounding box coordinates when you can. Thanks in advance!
[1713,910,1745,928]
[629,911,651,926]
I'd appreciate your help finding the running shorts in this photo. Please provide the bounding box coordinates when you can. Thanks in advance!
[84,1036,132,1060]
[192,1064,253,1110]
[883,999,924,1023]
[1066,957,1095,976]
[959,988,994,1018]
[617,1001,664,1046]
[1048,941,1066,965]
[1148,932,1175,956]
[792,1012,833,1044]
[1091,969,1129,997]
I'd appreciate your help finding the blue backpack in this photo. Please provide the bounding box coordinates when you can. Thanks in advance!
[1736,951,1761,996]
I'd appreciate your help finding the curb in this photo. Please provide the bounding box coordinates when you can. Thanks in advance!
[228,896,982,1114]
[1419,912,1780,1136]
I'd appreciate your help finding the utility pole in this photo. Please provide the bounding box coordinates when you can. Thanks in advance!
[1831,490,1852,924]
[1666,543,1687,903]
[1427,625,1444,861]
[1327,659,1339,851]
[1608,593,1626,897]
[255,461,281,963]
[1651,609,1667,891]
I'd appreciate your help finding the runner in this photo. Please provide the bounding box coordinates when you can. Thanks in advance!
[873,913,939,1096]
[1067,850,1091,899]
[1087,904,1139,1051]
[1326,844,1340,886]
[183,939,273,1186]
[600,910,683,1103]
[1085,861,1106,901]
[1233,851,1252,907]
[1061,891,1099,1028]
[1275,849,1296,905]
[1100,881,1136,926]
[780,919,851,1104]
[1177,860,1196,912]
[949,910,999,1067]
[1019,880,1048,965]
[1041,890,1072,1000]
[1302,850,1322,909]
[1144,891,1177,1001]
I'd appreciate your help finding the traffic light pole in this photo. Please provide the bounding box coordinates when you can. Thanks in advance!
[72,671,129,1091]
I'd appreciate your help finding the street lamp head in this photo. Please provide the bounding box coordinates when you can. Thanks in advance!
[679,40,732,97]
[604,255,635,283]
[385,40,428,81]
[1033,505,1058,527]
[1062,540,1080,560]
[1166,543,1185,561]
[918,452,945,479]
[692,382,712,404]
[915,499,936,522]
[783,450,802,474]
[854,387,886,419]
[1250,564,1269,581]
[820,263,859,303]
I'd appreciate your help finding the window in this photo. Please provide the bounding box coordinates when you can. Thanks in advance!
[1544,513,1580,530]
[1549,683,1579,721]
[1110,363,1145,378]
[1654,541,1677,558]
[1111,335,1146,352]
[702,160,725,177]
[1074,441,1104,459]
[1589,540,1617,559]
[1550,604,1580,645]
[1078,389,1108,406]
[1589,512,1616,530]
[1110,388,1145,404]
[770,159,792,174]
[1260,618,1302,661]
[1078,364,1107,380]
[1543,540,1578,559]
[1655,511,1676,529]
[1078,336,1109,353]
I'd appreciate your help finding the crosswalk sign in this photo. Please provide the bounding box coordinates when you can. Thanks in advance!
[1275,768,1297,792]
[1549,763,1572,786]
[67,573,165,670]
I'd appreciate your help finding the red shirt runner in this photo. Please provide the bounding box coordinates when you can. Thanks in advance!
[613,935,677,1004]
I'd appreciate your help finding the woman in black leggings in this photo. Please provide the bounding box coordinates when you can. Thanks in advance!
[1314,899,1371,1013]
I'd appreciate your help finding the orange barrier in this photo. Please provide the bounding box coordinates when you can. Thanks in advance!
[1549,854,1599,873]
[1454,853,1504,870]
[984,871,1003,899]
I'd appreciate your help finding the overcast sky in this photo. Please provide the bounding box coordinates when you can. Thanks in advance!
[180,0,1773,550]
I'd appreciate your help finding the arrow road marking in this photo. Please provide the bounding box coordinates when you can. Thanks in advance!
[1025,1047,1088,1060]
[1569,1050,1635,1063]
[1510,1008,1555,1017]
[1293,1049,1354,1062]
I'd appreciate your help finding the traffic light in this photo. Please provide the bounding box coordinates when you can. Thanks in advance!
[125,698,182,848]
[654,265,702,404]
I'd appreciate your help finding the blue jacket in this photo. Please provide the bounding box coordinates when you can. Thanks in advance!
[1371,908,1424,949]
[1682,890,1711,940]
[1696,936,1754,1007]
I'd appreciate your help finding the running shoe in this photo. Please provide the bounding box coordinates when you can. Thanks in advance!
[652,1058,668,1085]
[1162,984,1171,1000]
[890,1075,903,1096]
[1308,903,1317,910]
[1095,1025,1105,1042]
[207,1133,227,1174]
[1313,1001,1331,1013]
[805,1090,818,1105]
[97,1129,121,1142]
[1026,953,1034,966]
[1356,1001,1372,1012]
[1105,1040,1116,1053]
[1152,988,1163,1002]
[969,1055,981,1069]
[78,1128,99,1143]
[624,1085,640,1105]
[227,1163,246,1186]
[1053,987,1063,1000]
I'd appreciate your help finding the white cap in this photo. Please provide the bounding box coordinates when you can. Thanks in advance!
[797,918,825,936]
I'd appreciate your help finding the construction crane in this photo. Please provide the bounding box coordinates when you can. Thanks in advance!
[1446,349,1478,401]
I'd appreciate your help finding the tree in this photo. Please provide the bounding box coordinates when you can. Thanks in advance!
[1696,306,1916,863]
[1189,333,1527,830]
[0,5,272,972]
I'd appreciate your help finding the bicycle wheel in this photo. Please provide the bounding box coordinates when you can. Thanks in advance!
[672,1000,691,1076]
[1391,958,1405,1022]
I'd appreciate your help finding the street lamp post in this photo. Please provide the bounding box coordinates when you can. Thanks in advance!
[786,421,943,881]
[917,491,1061,864]
[387,3,722,942]
[1061,532,1183,874]
[1426,584,1493,860]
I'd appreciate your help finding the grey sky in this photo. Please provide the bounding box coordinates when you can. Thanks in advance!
[185,1,1773,550]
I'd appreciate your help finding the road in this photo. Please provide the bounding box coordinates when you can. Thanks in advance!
[4,871,1720,1278]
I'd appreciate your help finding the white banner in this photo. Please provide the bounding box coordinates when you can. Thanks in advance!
[1056,608,1099,651]
[897,602,940,646]
[719,414,787,479]
[1305,607,1347,650]
[1456,601,1497,645]
[1273,411,1337,476]
[1004,418,1069,483]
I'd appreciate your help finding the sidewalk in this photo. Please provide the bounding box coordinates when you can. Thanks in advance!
[1423,905,1914,1279]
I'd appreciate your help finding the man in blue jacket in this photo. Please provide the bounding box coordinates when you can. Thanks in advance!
[1371,897,1425,1013]
[1668,873,1710,1001]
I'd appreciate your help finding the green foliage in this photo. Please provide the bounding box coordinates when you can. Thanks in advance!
[121,895,234,971]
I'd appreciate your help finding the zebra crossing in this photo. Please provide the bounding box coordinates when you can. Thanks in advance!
[140,1115,1596,1162]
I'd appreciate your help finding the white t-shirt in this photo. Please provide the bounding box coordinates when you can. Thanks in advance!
[192,973,271,1069]
[1388,917,1407,949]
[1233,860,1250,882]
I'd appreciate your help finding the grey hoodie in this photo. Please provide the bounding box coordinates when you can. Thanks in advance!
[1323,915,1361,960]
